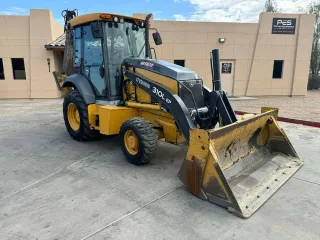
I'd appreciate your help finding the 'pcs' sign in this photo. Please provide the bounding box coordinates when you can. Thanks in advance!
[272,18,296,34]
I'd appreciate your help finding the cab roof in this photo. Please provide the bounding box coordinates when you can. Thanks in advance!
[69,13,145,28]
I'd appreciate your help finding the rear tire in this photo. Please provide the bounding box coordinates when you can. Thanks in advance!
[63,90,99,141]
[120,117,157,165]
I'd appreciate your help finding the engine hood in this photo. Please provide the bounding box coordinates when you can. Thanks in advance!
[123,58,201,81]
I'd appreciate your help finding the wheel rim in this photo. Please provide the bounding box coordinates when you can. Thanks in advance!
[124,130,139,155]
[67,103,80,131]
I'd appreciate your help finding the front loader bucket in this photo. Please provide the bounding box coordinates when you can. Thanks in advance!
[179,109,302,218]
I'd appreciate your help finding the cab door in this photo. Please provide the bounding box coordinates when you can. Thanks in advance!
[74,24,107,98]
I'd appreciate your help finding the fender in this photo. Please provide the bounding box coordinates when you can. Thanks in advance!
[62,74,96,104]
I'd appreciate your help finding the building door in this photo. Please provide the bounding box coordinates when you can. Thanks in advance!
[220,60,235,96]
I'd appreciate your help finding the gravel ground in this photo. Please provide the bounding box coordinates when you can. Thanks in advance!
[231,90,320,122]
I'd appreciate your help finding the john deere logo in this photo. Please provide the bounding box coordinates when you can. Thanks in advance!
[140,61,154,68]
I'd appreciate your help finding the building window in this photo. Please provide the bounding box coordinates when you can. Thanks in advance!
[0,59,4,80]
[272,60,283,79]
[174,60,185,67]
[11,58,26,80]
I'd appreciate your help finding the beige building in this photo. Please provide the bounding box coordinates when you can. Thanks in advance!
[0,9,63,98]
[0,9,315,99]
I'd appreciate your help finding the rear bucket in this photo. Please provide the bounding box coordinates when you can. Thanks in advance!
[179,109,302,218]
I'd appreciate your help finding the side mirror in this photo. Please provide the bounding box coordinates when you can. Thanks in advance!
[152,32,162,45]
[99,66,105,78]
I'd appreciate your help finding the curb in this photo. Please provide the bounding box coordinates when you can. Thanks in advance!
[235,111,320,128]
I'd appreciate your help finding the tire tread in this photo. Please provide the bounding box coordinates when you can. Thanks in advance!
[120,117,157,165]
[63,90,99,141]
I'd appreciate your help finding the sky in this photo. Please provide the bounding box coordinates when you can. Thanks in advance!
[0,0,314,25]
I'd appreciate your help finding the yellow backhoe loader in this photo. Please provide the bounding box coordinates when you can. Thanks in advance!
[53,10,303,218]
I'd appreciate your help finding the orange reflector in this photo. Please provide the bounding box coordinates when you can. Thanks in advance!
[100,14,112,19]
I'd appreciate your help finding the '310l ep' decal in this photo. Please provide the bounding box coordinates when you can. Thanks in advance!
[152,87,172,104]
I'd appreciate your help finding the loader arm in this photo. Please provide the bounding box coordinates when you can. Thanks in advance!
[124,70,239,142]
[124,70,196,142]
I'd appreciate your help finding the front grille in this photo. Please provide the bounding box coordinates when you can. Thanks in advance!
[179,80,205,109]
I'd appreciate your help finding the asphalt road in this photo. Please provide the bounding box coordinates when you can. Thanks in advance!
[0,99,319,240]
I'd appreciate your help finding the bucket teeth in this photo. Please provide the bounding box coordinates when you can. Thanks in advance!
[179,110,302,218]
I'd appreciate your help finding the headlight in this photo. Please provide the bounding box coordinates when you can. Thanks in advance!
[113,16,119,22]
[120,18,124,23]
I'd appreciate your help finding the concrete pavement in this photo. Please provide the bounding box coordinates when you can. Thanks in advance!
[0,99,319,240]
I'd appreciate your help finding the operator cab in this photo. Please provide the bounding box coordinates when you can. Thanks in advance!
[71,14,151,101]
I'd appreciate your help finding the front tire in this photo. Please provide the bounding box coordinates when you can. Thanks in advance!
[120,118,158,165]
[63,90,99,141]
